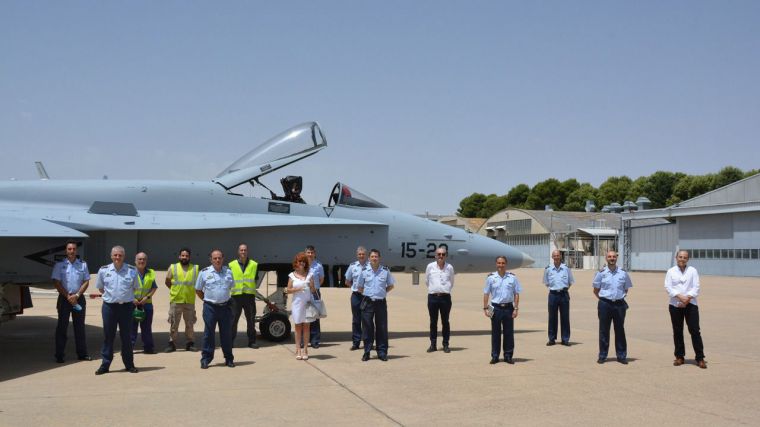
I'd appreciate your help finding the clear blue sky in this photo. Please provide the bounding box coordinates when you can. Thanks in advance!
[2,1,758,214]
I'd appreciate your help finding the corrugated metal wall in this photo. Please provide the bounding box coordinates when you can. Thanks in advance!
[630,223,677,271]
[679,212,760,277]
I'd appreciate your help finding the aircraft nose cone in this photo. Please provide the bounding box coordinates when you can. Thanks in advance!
[521,253,535,268]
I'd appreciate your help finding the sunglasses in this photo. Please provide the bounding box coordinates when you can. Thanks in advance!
[436,253,447,257]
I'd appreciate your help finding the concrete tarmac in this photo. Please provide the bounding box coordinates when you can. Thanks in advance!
[1,268,758,426]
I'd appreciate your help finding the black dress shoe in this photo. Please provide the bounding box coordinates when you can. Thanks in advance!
[546,341,556,346]
[311,343,320,349]
[126,366,139,373]
[427,345,437,353]
[200,361,209,369]
[350,344,360,351]
[489,358,499,365]
[561,341,570,347]
[164,343,176,353]
[55,356,65,364]
[379,355,388,362]
[361,353,370,362]
[143,349,156,355]
[443,345,451,353]
[248,342,259,349]
[617,358,628,365]
[597,358,605,364]
[95,366,109,375]
[185,342,197,352]
[77,355,92,361]
[226,360,235,368]
[505,357,514,364]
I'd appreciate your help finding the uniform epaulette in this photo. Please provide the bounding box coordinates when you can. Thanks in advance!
[99,265,109,270]
[202,266,212,272]
[381,266,389,271]
[545,265,551,270]
[127,264,136,270]
[488,272,497,278]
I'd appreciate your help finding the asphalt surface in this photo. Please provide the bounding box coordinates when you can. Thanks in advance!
[1,268,758,426]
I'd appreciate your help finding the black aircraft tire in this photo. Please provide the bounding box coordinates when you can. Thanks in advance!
[260,312,291,342]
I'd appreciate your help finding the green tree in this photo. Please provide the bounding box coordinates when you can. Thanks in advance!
[563,183,599,211]
[505,183,530,208]
[597,176,632,208]
[744,169,760,179]
[713,166,744,189]
[457,193,487,217]
[525,178,563,210]
[479,194,508,217]
[558,179,581,209]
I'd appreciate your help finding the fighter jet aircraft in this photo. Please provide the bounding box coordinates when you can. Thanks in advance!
[0,122,533,337]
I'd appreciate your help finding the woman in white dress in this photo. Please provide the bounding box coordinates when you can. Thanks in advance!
[285,252,316,360]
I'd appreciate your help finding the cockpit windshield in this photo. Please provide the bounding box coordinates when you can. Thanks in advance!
[213,122,327,190]
[328,182,387,208]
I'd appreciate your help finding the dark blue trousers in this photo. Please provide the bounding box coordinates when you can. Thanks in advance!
[362,298,388,356]
[350,291,364,346]
[598,298,627,359]
[130,303,154,352]
[231,294,257,345]
[548,290,570,343]
[309,289,322,346]
[428,294,452,346]
[101,302,135,369]
[55,294,88,359]
[202,301,233,364]
[490,305,514,359]
[669,304,705,361]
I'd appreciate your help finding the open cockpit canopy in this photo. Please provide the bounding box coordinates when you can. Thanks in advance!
[214,122,327,190]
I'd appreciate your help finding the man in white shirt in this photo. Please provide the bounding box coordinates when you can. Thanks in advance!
[425,247,454,353]
[664,250,706,369]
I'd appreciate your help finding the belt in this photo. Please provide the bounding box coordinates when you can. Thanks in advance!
[600,297,624,304]
[352,291,362,296]
[204,300,231,307]
[491,302,514,309]
[429,293,450,297]
[105,301,133,305]
[550,289,568,294]
[364,297,386,302]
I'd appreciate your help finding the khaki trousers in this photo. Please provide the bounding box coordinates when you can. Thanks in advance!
[168,302,196,343]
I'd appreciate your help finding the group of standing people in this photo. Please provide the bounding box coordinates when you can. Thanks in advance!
[52,242,265,373]
[52,240,707,372]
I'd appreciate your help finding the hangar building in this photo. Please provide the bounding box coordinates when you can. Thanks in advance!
[622,173,760,276]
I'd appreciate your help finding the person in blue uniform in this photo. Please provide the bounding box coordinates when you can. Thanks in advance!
[51,240,91,363]
[543,250,574,346]
[593,250,633,365]
[95,245,140,375]
[305,245,325,348]
[357,249,395,361]
[483,256,521,364]
[344,246,368,351]
[195,249,235,369]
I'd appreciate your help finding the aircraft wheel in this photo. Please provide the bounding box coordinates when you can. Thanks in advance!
[260,312,291,342]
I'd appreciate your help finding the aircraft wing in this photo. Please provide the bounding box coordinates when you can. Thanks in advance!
[0,216,89,237]
[43,210,384,231]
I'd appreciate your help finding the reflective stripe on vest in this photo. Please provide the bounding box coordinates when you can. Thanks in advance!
[229,259,258,295]
[169,263,198,304]
[134,268,156,303]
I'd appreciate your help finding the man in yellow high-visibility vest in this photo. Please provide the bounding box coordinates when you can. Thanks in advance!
[164,247,199,353]
[229,243,259,349]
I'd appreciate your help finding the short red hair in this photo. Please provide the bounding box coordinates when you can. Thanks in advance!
[292,252,310,271]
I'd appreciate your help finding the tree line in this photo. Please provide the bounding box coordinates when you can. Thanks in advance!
[457,166,759,218]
